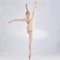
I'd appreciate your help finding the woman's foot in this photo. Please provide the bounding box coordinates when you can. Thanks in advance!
[29,52,32,59]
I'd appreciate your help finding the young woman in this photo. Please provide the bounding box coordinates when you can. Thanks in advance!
[8,1,37,59]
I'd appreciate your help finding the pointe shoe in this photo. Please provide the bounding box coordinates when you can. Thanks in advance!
[34,0,38,9]
[29,52,32,59]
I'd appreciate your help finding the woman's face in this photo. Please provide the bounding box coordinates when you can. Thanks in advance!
[26,11,30,18]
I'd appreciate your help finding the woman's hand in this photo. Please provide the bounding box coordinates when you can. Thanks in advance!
[8,20,13,24]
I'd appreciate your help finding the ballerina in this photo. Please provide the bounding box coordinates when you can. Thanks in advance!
[8,0,37,59]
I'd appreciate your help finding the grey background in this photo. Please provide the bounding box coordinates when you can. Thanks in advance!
[0,0,60,57]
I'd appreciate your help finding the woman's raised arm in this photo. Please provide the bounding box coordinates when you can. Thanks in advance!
[8,18,26,24]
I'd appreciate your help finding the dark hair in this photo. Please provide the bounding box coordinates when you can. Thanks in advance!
[26,11,30,16]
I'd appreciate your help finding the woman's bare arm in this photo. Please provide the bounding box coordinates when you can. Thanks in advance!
[8,18,26,24]
[26,3,29,12]
[31,1,37,20]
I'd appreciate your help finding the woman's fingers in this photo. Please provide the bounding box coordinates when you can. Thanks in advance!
[8,20,13,24]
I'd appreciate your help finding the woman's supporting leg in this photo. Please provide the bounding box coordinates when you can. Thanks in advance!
[28,32,32,60]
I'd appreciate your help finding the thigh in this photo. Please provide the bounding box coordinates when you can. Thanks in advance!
[28,32,32,41]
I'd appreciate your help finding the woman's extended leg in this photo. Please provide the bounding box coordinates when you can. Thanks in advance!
[28,32,32,60]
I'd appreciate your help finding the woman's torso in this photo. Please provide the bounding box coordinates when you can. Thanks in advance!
[26,18,32,30]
